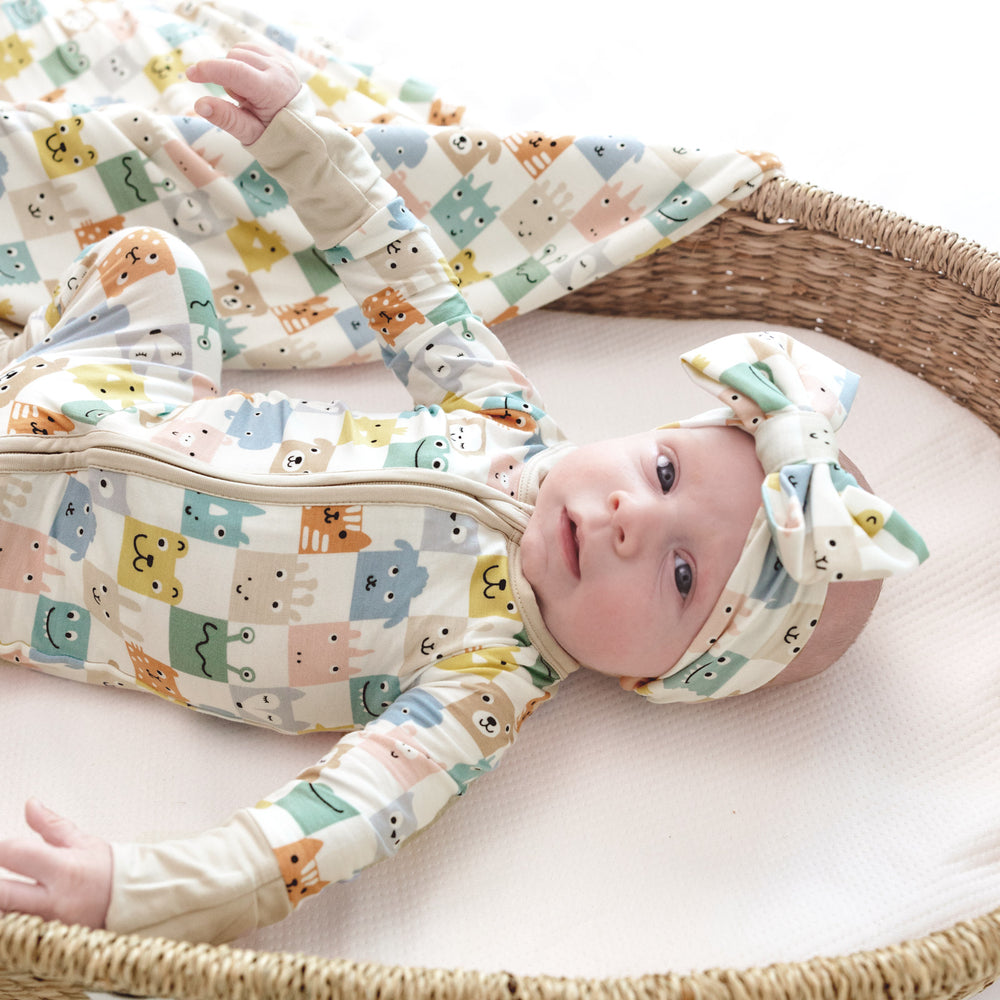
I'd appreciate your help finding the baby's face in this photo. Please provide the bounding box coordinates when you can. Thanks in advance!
[521,425,763,680]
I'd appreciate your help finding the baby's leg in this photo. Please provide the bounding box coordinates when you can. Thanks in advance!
[0,229,222,685]
[2,227,222,419]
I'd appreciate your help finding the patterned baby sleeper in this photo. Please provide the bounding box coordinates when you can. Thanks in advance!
[0,92,578,941]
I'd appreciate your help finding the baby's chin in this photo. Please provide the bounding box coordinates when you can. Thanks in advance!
[565,626,701,683]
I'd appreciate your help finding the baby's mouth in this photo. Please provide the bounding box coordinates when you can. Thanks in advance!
[561,509,580,579]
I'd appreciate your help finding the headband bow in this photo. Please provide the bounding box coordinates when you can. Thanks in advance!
[634,331,928,704]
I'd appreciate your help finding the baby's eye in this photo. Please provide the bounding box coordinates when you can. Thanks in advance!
[674,555,693,598]
[656,454,676,493]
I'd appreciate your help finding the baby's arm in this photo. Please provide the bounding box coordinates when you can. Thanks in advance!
[194,47,546,420]
[0,799,111,928]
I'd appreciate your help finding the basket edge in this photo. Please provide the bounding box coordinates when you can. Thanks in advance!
[740,177,1000,303]
[1,904,999,1000]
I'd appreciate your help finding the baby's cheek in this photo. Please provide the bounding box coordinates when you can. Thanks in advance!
[567,587,655,676]
[519,523,547,589]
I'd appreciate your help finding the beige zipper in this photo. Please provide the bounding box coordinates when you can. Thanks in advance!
[0,431,534,541]
[0,431,579,680]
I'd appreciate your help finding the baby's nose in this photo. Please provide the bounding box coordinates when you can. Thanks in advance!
[609,491,655,557]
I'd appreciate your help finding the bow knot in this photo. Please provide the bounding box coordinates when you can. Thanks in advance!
[754,409,837,473]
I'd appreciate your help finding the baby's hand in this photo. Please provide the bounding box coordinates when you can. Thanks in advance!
[0,799,112,929]
[187,43,301,146]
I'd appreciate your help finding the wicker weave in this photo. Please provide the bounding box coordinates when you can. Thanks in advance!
[2,176,999,1000]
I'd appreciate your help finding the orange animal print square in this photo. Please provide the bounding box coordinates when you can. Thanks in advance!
[98,228,177,298]
[360,286,425,347]
[299,505,372,554]
[7,401,74,436]
[272,296,338,335]
[502,130,574,178]
[274,837,330,906]
[74,216,126,250]
[126,642,190,707]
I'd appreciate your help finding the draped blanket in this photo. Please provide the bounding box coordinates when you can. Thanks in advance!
[0,0,781,368]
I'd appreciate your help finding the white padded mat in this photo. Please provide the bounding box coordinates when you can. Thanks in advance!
[5,312,999,979]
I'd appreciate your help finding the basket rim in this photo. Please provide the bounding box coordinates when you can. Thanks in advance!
[1,904,999,1000]
[740,176,1000,303]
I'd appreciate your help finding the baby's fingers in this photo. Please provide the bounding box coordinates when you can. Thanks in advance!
[219,42,280,69]
[0,836,52,883]
[0,836,58,920]
[193,95,264,146]
[0,801,112,928]
[187,45,299,108]
[194,40,284,74]
[186,53,256,94]
[0,874,51,921]
[188,47,301,146]
[25,797,86,850]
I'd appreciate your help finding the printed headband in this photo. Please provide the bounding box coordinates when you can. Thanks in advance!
[633,331,928,704]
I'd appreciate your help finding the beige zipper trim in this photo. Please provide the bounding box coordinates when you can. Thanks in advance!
[0,430,532,537]
[0,431,578,680]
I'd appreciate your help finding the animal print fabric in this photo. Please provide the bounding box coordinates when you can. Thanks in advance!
[1,96,583,939]
[0,0,779,369]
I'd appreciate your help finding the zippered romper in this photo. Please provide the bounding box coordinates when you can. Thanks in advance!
[0,90,577,941]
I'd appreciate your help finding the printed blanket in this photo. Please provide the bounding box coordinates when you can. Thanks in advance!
[0,0,781,368]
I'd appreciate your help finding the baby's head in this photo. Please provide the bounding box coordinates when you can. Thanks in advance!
[521,332,928,701]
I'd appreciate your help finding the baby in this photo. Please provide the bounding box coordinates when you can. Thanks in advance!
[0,46,926,942]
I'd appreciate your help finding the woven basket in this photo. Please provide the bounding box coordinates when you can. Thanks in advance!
[2,176,999,1000]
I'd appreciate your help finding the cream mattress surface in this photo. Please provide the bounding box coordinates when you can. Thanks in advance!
[5,311,998,979]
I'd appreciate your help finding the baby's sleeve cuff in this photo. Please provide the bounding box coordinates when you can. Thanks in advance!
[106,810,291,944]
[249,87,396,251]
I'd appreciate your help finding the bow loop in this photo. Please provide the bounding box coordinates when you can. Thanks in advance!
[678,331,927,588]
[681,331,859,435]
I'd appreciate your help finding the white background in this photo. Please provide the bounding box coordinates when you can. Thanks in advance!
[318,0,1000,254]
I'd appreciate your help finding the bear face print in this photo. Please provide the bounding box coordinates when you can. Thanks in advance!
[0,356,68,400]
[116,516,187,604]
[349,539,428,628]
[469,555,518,620]
[31,115,97,178]
[270,438,336,475]
[445,683,516,759]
